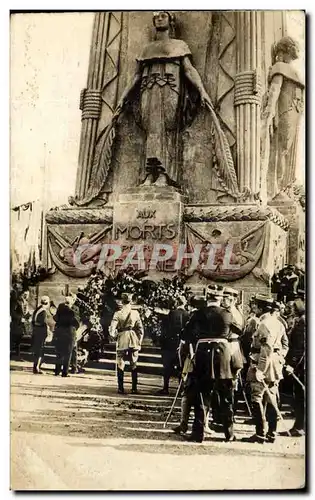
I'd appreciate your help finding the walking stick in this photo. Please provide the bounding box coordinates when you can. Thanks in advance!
[163,378,183,428]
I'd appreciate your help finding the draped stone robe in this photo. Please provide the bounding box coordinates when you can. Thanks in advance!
[267,61,304,198]
[136,38,195,183]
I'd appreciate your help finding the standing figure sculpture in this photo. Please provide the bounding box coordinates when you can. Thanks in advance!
[260,37,304,201]
[74,11,240,204]
[117,11,213,186]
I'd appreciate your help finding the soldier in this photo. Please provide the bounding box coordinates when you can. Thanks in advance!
[285,298,305,436]
[181,285,243,443]
[158,295,190,395]
[173,295,207,435]
[53,294,80,377]
[109,293,144,395]
[222,287,244,335]
[222,287,246,417]
[241,296,260,364]
[245,295,288,443]
[31,296,51,374]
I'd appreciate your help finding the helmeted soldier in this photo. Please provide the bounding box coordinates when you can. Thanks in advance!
[181,285,243,443]
[109,293,144,394]
[245,295,289,443]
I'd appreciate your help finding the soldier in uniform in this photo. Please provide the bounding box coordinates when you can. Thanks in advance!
[31,296,51,374]
[245,295,289,443]
[158,295,190,395]
[109,293,144,395]
[222,287,245,417]
[181,285,243,443]
[222,287,244,335]
[285,298,305,436]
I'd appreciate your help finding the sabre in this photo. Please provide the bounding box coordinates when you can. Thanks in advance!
[290,372,305,392]
[284,366,305,392]
[163,378,183,429]
[238,373,252,417]
[261,379,291,436]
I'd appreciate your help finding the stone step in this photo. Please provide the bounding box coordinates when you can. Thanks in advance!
[16,350,164,376]
[20,340,162,356]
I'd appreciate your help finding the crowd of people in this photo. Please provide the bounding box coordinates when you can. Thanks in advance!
[10,280,305,444]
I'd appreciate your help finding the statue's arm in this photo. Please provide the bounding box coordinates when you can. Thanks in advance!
[116,63,142,109]
[262,74,283,124]
[182,56,213,108]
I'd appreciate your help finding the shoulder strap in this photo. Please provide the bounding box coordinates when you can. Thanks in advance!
[121,312,131,330]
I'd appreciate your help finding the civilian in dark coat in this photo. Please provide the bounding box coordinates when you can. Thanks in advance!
[31,296,50,374]
[158,296,189,395]
[53,296,80,377]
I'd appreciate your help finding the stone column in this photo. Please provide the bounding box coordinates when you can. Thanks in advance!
[234,11,262,198]
[75,12,122,201]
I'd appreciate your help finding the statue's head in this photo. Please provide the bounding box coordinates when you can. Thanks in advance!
[273,36,300,63]
[153,11,176,36]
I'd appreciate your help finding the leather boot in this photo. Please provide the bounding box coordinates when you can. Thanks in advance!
[131,369,138,394]
[251,401,266,440]
[117,369,125,394]
[55,364,61,376]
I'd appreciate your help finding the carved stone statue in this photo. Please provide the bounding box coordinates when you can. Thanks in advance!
[117,11,214,187]
[260,36,304,201]
[73,11,240,205]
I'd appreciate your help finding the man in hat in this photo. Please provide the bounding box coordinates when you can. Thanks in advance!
[285,297,305,436]
[222,287,244,335]
[180,285,243,442]
[158,295,190,395]
[245,295,288,443]
[53,294,80,377]
[31,296,51,374]
[109,293,144,394]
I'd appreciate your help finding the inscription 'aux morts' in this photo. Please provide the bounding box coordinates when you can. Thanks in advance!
[136,208,156,219]
[114,223,177,240]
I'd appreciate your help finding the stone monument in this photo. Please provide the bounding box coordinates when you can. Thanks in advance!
[42,11,304,305]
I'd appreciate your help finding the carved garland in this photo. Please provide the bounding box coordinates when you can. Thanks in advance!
[184,205,289,230]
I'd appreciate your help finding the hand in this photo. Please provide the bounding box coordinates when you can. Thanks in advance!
[285,365,294,375]
[255,368,265,383]
[200,91,213,109]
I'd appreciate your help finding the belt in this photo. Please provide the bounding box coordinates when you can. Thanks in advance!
[196,338,228,347]
[251,347,280,354]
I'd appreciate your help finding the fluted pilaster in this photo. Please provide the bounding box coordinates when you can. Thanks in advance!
[75,12,122,201]
[235,11,262,197]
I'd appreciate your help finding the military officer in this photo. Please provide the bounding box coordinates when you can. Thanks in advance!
[245,295,288,443]
[222,287,244,335]
[181,285,243,443]
[109,293,144,394]
[285,298,305,436]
